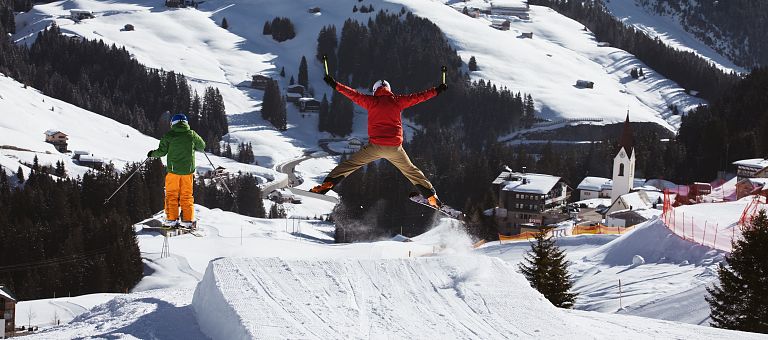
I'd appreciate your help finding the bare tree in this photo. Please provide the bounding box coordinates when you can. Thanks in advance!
[27,306,37,329]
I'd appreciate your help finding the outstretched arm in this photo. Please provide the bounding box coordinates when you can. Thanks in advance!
[149,136,170,158]
[335,82,375,110]
[397,87,438,109]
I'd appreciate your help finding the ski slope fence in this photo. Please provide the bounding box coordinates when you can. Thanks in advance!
[661,197,768,252]
[498,224,636,242]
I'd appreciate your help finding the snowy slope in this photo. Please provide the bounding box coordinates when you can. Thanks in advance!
[478,219,726,326]
[191,256,757,339]
[603,0,746,74]
[0,71,282,184]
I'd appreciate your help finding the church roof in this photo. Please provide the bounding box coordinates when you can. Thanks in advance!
[618,113,633,155]
[619,112,635,157]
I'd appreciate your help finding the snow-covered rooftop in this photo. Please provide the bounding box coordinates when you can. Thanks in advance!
[0,285,16,301]
[577,176,611,191]
[79,155,103,163]
[733,158,768,169]
[45,129,66,136]
[491,0,528,9]
[494,171,561,194]
[619,191,653,211]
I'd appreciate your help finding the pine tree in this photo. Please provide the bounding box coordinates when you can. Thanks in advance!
[518,229,578,308]
[221,17,229,29]
[16,166,24,183]
[318,94,329,132]
[706,210,768,333]
[298,55,308,88]
[468,56,478,71]
[289,75,295,85]
[262,21,271,35]
[280,66,285,77]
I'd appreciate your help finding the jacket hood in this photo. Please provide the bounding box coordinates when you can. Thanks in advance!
[374,87,394,96]
[171,121,191,132]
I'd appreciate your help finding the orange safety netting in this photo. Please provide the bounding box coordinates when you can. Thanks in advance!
[498,225,635,242]
[572,225,634,235]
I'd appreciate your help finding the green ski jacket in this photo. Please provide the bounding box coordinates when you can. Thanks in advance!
[150,122,206,175]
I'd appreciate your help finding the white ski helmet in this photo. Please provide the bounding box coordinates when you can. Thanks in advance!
[372,79,391,93]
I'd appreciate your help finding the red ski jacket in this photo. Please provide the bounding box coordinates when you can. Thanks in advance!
[335,82,437,146]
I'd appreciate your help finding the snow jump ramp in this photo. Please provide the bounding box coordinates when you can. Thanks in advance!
[192,257,760,339]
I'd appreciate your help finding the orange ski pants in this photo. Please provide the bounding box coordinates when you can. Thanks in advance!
[165,173,194,221]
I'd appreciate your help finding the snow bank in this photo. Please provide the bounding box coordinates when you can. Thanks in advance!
[586,218,725,266]
[191,256,759,340]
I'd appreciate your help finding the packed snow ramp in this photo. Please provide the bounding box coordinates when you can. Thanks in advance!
[192,257,759,339]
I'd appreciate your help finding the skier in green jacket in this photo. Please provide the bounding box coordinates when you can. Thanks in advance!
[147,113,205,227]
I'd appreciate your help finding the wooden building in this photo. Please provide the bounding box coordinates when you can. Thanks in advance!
[492,171,570,235]
[70,9,94,21]
[0,285,16,338]
[575,80,594,88]
[491,19,511,31]
[491,0,530,19]
[732,158,768,182]
[45,130,68,153]
[286,84,305,95]
[251,74,272,90]
[298,98,320,112]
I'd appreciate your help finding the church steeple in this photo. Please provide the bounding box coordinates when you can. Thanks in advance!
[611,111,636,204]
[618,112,633,156]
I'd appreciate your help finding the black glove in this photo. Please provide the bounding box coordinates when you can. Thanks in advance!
[324,74,337,88]
[147,150,154,158]
[436,83,447,95]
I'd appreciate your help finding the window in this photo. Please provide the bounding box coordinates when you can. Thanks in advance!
[619,163,624,176]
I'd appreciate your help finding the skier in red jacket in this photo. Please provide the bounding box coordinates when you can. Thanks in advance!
[310,75,447,208]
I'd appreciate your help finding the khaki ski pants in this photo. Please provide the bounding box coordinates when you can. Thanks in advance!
[327,143,435,195]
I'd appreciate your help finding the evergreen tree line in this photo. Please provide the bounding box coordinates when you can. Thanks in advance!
[528,0,739,101]
[0,159,163,300]
[676,67,768,182]
[262,17,296,42]
[261,80,287,131]
[317,11,533,241]
[0,23,228,149]
[222,142,256,165]
[194,173,266,218]
[636,0,768,68]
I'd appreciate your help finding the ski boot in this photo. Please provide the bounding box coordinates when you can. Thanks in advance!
[427,194,443,209]
[179,220,197,230]
[162,219,178,228]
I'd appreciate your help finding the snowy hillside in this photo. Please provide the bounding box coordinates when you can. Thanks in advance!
[0,72,282,184]
[478,219,726,326]
[603,0,745,74]
[12,0,705,167]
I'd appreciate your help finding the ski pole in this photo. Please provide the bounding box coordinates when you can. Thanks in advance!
[322,55,329,76]
[203,152,235,197]
[104,157,150,205]
[441,65,447,85]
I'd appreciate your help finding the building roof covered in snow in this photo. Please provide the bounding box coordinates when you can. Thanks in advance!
[45,129,67,136]
[577,177,612,191]
[607,190,655,215]
[0,284,16,301]
[494,171,562,194]
[492,0,528,9]
[79,155,103,163]
[733,158,768,170]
